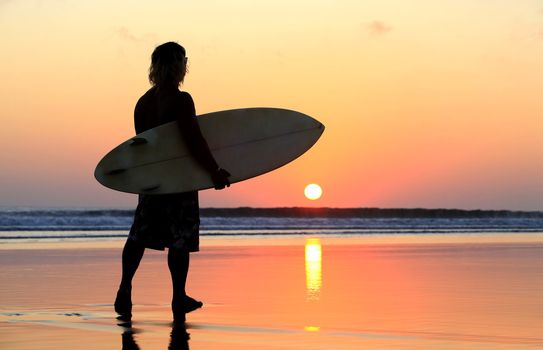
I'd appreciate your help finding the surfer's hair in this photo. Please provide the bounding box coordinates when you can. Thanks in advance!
[149,42,188,87]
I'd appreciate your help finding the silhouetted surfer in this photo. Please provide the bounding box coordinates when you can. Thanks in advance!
[114,42,230,323]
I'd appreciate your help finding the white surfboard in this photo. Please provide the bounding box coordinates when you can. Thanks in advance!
[94,108,325,194]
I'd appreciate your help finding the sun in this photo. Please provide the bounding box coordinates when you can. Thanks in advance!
[304,184,323,200]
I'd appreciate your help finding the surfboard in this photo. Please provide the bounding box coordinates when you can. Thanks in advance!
[94,108,325,194]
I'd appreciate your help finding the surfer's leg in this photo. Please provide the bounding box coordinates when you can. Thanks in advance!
[120,238,145,289]
[168,247,188,322]
[168,247,193,322]
[168,246,189,296]
[115,238,145,318]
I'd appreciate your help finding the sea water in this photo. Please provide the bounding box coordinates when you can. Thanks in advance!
[1,208,543,244]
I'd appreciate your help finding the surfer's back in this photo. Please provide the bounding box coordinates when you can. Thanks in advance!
[134,87,196,134]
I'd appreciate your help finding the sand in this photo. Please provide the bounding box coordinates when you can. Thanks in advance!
[2,234,543,349]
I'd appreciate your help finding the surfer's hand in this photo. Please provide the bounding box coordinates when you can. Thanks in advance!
[212,168,231,190]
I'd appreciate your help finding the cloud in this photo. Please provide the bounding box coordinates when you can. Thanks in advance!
[116,27,157,43]
[365,20,392,36]
[0,0,14,9]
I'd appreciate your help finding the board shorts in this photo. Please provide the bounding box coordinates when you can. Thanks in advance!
[128,192,200,252]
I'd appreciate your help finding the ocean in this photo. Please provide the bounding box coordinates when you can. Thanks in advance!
[1,208,543,243]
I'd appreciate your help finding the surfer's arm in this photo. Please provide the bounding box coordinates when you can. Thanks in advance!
[175,92,230,188]
[180,118,221,170]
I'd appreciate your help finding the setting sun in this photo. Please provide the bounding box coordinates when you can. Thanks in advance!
[304,184,323,200]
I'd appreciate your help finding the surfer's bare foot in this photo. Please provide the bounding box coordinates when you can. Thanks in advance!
[172,295,203,315]
[171,295,201,323]
[114,287,132,320]
[184,295,203,313]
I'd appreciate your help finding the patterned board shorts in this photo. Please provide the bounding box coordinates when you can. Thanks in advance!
[128,192,200,252]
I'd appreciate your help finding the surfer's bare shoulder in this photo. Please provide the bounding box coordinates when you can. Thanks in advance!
[173,90,196,118]
[175,90,194,106]
[134,87,156,108]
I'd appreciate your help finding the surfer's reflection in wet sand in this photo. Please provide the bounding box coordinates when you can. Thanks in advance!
[121,324,190,350]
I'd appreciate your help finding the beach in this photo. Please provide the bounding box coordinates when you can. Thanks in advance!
[2,234,543,349]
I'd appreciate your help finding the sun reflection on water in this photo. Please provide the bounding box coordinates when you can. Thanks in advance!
[303,325,321,332]
[305,238,322,301]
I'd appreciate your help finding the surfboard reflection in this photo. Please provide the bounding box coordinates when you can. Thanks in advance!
[305,238,322,301]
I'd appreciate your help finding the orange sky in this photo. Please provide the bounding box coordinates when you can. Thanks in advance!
[1,0,542,209]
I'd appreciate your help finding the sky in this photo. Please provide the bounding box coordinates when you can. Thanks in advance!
[1,0,542,210]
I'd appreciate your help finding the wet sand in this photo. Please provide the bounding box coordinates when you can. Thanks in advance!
[2,234,543,349]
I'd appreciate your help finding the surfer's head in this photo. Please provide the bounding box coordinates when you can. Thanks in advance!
[149,42,188,87]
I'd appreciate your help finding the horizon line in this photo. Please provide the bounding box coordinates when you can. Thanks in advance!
[0,206,541,214]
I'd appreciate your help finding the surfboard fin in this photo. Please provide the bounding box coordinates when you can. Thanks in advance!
[141,184,161,192]
[130,137,148,146]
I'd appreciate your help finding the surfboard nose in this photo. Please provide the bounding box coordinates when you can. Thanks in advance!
[302,111,324,133]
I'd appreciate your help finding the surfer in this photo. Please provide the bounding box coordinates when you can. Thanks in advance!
[114,42,231,323]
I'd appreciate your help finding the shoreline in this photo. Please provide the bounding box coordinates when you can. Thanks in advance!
[1,232,543,250]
